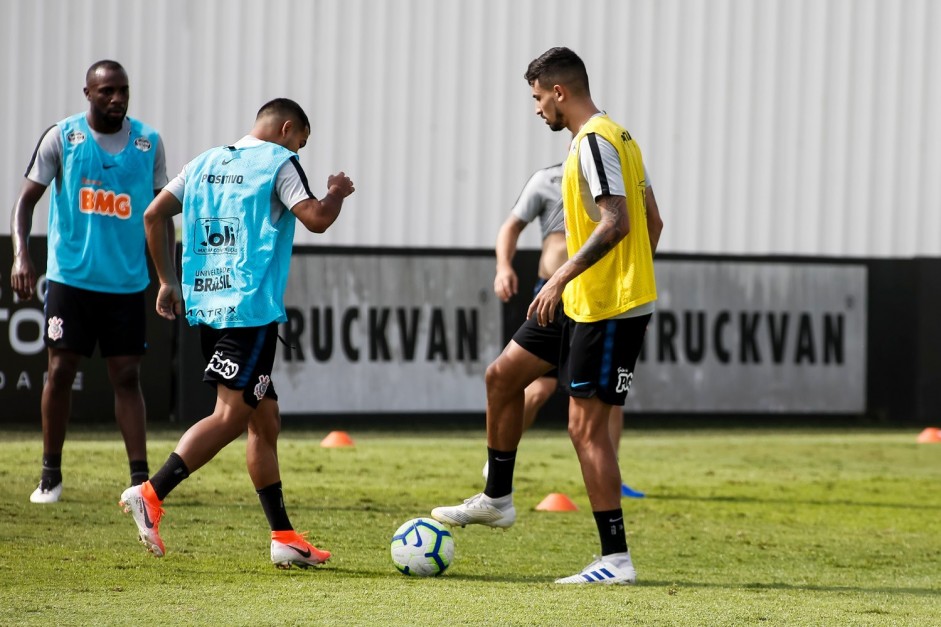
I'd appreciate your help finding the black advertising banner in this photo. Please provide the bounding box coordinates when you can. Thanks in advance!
[0,236,172,423]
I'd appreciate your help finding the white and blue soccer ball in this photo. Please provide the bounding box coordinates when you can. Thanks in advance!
[390,517,455,576]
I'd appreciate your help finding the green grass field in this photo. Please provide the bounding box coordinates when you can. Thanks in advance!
[1,426,939,626]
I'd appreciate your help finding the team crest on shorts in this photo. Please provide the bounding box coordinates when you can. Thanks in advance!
[254,375,271,401]
[47,316,64,341]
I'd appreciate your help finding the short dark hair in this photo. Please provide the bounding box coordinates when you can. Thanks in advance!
[524,47,590,96]
[86,60,126,84]
[256,98,310,131]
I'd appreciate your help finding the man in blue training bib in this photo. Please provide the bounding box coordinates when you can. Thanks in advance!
[10,60,169,504]
[121,98,354,569]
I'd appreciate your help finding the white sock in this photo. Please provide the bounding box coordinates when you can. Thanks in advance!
[604,551,633,568]
[485,493,513,507]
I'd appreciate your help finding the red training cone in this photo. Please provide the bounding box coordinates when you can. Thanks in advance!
[320,430,355,448]
[916,427,941,443]
[535,493,579,512]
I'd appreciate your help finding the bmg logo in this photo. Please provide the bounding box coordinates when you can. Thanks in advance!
[195,218,240,255]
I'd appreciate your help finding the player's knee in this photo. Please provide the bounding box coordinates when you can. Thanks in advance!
[485,360,509,394]
[526,386,552,409]
[108,364,142,390]
[567,419,586,444]
[46,359,79,389]
[249,401,281,439]
[567,414,605,446]
[249,416,280,441]
[213,410,251,438]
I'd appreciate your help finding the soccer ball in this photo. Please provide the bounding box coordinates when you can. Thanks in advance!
[390,517,455,576]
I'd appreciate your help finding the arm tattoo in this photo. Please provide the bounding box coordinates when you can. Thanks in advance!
[570,200,627,269]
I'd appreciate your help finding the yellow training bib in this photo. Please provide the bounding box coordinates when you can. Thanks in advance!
[561,115,657,322]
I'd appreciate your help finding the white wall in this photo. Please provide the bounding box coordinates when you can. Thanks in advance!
[1,0,938,256]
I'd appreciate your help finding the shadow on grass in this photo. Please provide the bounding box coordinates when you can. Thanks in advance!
[640,578,941,597]
[281,564,542,583]
[650,494,941,511]
[296,570,941,595]
[333,569,555,584]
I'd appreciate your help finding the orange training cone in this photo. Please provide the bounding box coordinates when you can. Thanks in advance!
[535,493,579,512]
[916,427,941,443]
[320,430,355,448]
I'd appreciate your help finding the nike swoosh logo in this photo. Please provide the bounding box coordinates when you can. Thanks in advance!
[411,524,423,547]
[141,503,155,529]
[103,164,117,169]
[570,381,593,388]
[609,517,623,524]
[493,456,514,462]
[288,545,312,558]
[221,158,235,165]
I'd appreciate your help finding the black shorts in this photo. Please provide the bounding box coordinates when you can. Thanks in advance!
[43,280,146,358]
[559,313,651,406]
[511,307,564,372]
[199,322,279,409]
[533,277,562,379]
[510,278,561,378]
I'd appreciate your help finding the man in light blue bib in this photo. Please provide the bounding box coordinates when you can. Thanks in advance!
[10,60,168,504]
[122,98,354,570]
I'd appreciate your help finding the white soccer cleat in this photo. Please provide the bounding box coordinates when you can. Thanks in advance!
[29,481,63,504]
[555,553,637,585]
[271,530,331,569]
[119,483,166,557]
[431,493,516,529]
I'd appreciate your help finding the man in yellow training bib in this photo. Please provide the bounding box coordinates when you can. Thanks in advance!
[432,47,662,586]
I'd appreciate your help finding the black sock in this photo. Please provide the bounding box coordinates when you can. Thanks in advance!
[257,482,293,532]
[484,447,516,499]
[41,454,62,488]
[593,508,628,556]
[149,452,190,501]
[129,460,149,486]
